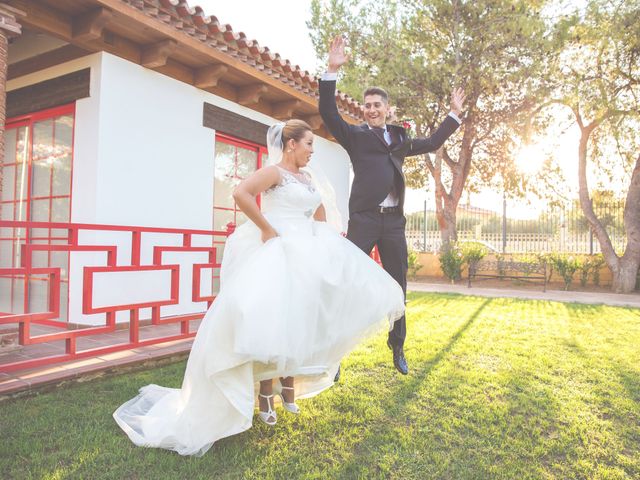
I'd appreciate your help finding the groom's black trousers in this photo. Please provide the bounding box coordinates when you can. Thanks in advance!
[347,209,407,348]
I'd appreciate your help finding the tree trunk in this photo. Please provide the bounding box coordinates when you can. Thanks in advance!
[431,133,473,249]
[612,154,640,293]
[576,114,640,293]
[432,149,461,248]
[438,205,457,245]
[611,256,640,293]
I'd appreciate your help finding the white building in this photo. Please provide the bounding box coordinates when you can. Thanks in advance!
[0,0,364,367]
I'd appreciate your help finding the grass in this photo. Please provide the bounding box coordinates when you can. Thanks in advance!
[2,292,640,480]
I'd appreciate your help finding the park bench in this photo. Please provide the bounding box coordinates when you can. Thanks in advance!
[467,258,548,291]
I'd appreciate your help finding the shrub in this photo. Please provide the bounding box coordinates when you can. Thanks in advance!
[407,248,422,279]
[570,254,606,287]
[548,253,580,290]
[439,242,464,283]
[590,254,605,286]
[460,242,489,265]
[578,257,591,287]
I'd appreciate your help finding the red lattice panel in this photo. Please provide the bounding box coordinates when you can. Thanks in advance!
[0,220,229,373]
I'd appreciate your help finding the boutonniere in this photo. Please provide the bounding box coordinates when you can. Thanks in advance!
[401,119,416,138]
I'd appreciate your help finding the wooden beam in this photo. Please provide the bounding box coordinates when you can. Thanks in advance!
[271,99,301,120]
[237,84,267,106]
[154,57,195,85]
[201,78,240,105]
[194,64,227,89]
[303,114,323,130]
[141,39,177,68]
[72,7,112,42]
[6,0,142,64]
[8,44,89,80]
[6,0,69,38]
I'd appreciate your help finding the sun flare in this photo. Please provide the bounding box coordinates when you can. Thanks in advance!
[515,144,545,176]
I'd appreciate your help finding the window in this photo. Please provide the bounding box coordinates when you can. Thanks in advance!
[213,134,266,231]
[0,104,75,319]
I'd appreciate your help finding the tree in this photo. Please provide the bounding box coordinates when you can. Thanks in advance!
[308,0,555,245]
[541,0,640,292]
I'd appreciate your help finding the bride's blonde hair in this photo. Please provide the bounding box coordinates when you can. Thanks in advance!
[282,119,312,148]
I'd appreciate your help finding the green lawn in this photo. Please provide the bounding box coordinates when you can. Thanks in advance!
[2,292,640,480]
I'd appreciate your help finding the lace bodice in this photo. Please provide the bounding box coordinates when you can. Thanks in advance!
[262,166,322,218]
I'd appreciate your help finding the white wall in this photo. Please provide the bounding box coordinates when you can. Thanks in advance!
[7,51,352,325]
[95,54,214,229]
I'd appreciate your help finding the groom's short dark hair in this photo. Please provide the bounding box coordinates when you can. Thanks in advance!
[363,87,389,104]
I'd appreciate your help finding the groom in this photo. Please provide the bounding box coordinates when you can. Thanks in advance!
[319,36,465,376]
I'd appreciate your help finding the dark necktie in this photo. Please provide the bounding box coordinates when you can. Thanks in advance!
[370,126,388,145]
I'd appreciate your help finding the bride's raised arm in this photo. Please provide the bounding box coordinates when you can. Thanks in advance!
[232,166,280,243]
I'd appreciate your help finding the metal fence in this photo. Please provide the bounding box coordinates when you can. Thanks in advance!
[406,199,627,254]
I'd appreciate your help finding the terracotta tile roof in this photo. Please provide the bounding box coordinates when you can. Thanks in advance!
[122,0,363,121]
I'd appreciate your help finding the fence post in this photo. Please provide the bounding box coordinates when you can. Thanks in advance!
[423,199,427,253]
[502,192,507,253]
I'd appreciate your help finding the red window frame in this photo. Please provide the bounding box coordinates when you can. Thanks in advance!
[1,103,76,318]
[2,103,76,233]
[213,133,266,231]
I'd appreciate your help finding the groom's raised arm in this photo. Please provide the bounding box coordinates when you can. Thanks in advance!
[408,87,466,156]
[407,114,461,156]
[318,36,353,151]
[318,76,353,151]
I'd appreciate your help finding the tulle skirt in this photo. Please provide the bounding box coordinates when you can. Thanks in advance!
[113,214,405,456]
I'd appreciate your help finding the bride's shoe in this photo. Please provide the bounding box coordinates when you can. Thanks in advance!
[257,393,277,425]
[277,385,300,414]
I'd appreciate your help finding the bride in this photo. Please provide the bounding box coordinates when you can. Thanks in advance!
[113,119,405,456]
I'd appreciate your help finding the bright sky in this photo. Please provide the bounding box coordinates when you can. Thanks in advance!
[196,0,582,218]
[196,1,320,72]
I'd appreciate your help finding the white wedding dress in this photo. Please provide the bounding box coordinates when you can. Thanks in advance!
[113,166,405,456]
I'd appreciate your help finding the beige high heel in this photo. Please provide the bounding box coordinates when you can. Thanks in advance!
[257,393,277,425]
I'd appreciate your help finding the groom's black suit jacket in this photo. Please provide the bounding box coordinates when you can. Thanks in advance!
[318,80,460,214]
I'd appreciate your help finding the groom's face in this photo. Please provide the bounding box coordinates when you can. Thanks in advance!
[363,94,390,128]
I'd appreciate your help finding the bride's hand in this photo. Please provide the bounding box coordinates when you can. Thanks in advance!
[328,35,349,73]
[261,227,278,243]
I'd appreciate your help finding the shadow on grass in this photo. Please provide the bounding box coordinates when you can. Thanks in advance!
[562,301,640,407]
[324,295,640,479]
[613,363,640,405]
[326,298,492,479]
[549,307,640,479]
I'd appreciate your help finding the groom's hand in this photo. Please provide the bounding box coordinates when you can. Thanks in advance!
[328,35,350,73]
[450,87,466,117]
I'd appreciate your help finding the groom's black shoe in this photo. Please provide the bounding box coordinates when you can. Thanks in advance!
[333,364,341,382]
[387,339,408,375]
